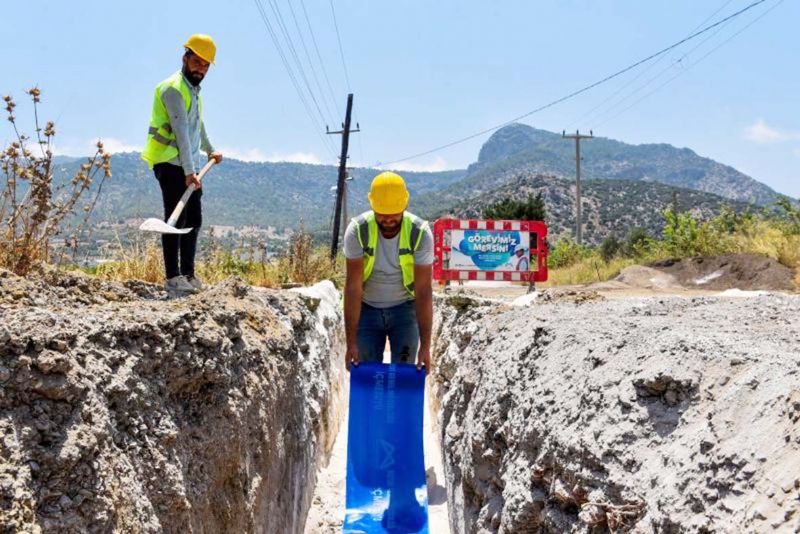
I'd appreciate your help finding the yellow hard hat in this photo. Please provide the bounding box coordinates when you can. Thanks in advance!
[184,34,216,64]
[368,172,409,214]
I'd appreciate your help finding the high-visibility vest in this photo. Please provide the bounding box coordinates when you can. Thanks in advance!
[353,211,427,298]
[141,72,202,169]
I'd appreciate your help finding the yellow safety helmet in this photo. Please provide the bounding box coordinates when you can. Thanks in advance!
[184,34,216,64]
[368,172,409,214]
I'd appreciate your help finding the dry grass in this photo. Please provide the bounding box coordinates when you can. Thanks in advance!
[543,217,799,287]
[93,227,342,289]
[540,255,637,287]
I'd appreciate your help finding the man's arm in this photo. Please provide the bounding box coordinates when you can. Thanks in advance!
[414,263,433,373]
[344,258,363,371]
[201,121,223,164]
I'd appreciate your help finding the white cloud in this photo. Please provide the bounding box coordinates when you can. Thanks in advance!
[744,119,800,144]
[219,147,322,164]
[97,138,139,154]
[53,138,139,157]
[378,156,450,173]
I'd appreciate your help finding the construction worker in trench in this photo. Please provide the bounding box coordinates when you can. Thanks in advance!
[141,34,223,295]
[343,172,434,373]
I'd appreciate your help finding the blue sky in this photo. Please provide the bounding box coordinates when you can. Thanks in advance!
[2,0,798,197]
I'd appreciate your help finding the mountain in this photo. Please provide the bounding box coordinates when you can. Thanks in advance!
[51,153,466,231]
[421,172,752,246]
[463,123,779,205]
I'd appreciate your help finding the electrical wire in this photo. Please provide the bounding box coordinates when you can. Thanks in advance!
[252,0,337,159]
[594,0,784,129]
[378,0,772,167]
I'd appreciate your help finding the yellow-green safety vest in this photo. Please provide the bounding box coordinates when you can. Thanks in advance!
[141,72,202,169]
[353,211,428,298]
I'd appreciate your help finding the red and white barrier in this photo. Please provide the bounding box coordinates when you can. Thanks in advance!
[432,218,548,283]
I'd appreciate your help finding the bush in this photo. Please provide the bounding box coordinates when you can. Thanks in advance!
[600,234,621,263]
[547,235,591,269]
[623,228,654,258]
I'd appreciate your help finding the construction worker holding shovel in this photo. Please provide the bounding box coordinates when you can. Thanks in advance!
[343,172,434,372]
[141,34,223,296]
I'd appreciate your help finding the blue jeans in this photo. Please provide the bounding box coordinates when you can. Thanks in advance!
[357,300,419,364]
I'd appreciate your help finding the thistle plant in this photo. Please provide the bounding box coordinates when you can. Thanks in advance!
[1,89,111,275]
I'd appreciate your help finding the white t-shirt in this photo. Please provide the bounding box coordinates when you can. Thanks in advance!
[344,218,434,308]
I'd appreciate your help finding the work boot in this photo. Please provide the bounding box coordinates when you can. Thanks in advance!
[165,275,197,297]
[185,275,204,291]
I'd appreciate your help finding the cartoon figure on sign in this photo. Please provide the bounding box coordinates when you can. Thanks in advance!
[513,243,529,271]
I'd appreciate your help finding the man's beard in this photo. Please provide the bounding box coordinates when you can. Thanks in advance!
[377,220,400,236]
[182,65,204,86]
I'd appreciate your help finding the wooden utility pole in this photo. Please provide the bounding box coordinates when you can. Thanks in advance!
[562,129,594,245]
[327,94,359,260]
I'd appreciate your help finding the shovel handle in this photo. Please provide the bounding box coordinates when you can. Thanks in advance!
[165,159,216,227]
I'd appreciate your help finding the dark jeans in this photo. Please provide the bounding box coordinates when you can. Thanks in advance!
[357,300,419,364]
[154,163,202,279]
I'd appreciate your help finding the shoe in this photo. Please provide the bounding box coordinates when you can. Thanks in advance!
[185,275,204,291]
[165,275,197,296]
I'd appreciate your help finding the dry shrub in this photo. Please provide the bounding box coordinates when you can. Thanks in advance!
[286,221,338,285]
[1,89,111,275]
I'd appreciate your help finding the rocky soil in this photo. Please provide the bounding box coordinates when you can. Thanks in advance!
[432,290,800,533]
[0,267,346,534]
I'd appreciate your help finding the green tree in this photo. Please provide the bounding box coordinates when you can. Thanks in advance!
[775,196,800,235]
[483,192,546,221]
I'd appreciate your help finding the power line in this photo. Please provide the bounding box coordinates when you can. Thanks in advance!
[252,0,336,158]
[565,0,739,131]
[594,0,784,129]
[329,0,352,91]
[575,1,742,130]
[378,0,772,167]
[265,0,334,148]
[299,0,342,123]
[285,0,337,125]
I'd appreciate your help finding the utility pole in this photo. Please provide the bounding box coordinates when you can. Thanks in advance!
[327,94,359,261]
[562,129,594,246]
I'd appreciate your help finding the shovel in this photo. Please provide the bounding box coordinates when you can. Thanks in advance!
[139,159,216,234]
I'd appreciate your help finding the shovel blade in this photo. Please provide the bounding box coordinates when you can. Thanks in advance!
[139,218,193,235]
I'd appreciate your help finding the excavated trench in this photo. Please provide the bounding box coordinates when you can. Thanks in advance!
[0,268,346,534]
[3,268,800,533]
[430,290,800,533]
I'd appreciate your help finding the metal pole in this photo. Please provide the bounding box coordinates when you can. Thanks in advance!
[562,130,594,246]
[328,94,359,261]
[576,136,582,246]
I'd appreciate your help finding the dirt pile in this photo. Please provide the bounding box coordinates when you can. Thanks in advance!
[431,292,800,532]
[648,253,796,291]
[0,267,345,533]
[611,253,796,293]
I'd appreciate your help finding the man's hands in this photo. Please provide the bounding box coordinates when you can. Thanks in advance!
[345,343,359,371]
[416,345,431,374]
[184,173,201,190]
[185,152,222,190]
